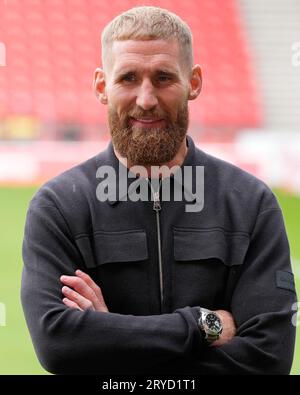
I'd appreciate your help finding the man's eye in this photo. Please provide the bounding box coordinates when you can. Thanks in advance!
[157,74,172,82]
[121,74,136,82]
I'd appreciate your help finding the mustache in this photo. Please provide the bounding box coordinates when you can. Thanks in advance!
[108,106,177,129]
[129,111,165,118]
[125,109,168,123]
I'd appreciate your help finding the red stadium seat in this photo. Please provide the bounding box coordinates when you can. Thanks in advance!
[0,0,261,141]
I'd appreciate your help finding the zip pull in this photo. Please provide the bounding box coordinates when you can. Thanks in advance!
[153,191,161,212]
[149,178,161,212]
[147,177,162,212]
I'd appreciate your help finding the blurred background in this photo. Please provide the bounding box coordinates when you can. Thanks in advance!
[0,0,299,374]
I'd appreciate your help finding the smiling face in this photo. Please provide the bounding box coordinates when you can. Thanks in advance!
[94,39,202,166]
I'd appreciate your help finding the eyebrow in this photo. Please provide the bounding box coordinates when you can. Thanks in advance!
[114,67,180,79]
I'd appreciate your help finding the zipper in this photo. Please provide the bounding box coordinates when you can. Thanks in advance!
[148,178,164,312]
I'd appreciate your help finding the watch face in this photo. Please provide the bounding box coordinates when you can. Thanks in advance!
[205,313,222,333]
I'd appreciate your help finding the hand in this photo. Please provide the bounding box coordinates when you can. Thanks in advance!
[60,270,109,312]
[210,309,236,347]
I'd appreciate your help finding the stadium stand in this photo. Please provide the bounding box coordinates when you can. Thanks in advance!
[240,0,300,129]
[0,0,261,142]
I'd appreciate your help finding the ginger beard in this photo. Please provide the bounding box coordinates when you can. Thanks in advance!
[108,103,189,166]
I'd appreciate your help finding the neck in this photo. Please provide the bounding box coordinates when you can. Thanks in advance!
[113,137,188,178]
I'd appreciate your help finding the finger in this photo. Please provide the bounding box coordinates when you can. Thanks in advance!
[75,270,108,311]
[75,270,104,300]
[62,297,83,311]
[62,286,95,311]
[60,274,108,312]
[60,275,99,308]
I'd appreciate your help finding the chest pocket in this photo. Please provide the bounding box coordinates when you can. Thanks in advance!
[75,229,149,314]
[172,227,250,309]
[173,227,249,266]
[93,229,148,265]
[75,229,148,268]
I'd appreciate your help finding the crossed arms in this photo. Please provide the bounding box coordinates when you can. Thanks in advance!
[60,269,236,348]
[21,199,297,374]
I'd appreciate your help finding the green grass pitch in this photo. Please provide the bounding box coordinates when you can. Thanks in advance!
[0,186,299,374]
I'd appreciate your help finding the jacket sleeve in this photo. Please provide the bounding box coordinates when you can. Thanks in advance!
[21,200,204,375]
[190,205,297,374]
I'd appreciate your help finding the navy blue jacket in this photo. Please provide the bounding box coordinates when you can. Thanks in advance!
[21,135,297,374]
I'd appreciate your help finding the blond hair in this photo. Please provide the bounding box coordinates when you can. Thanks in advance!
[101,6,194,70]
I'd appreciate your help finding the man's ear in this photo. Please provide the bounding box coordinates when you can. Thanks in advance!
[93,68,107,105]
[188,64,202,101]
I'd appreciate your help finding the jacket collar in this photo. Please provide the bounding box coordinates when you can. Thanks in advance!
[97,135,200,206]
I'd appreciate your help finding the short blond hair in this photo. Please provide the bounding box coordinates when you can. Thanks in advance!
[101,6,194,70]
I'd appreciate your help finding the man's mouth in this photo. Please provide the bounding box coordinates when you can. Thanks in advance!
[130,117,165,128]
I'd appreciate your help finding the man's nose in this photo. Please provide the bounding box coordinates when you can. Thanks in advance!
[136,79,158,110]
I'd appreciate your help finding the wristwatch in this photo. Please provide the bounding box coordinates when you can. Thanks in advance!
[198,307,223,343]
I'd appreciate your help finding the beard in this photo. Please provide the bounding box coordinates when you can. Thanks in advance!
[108,103,189,166]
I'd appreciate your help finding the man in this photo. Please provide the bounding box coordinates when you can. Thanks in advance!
[21,6,297,374]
